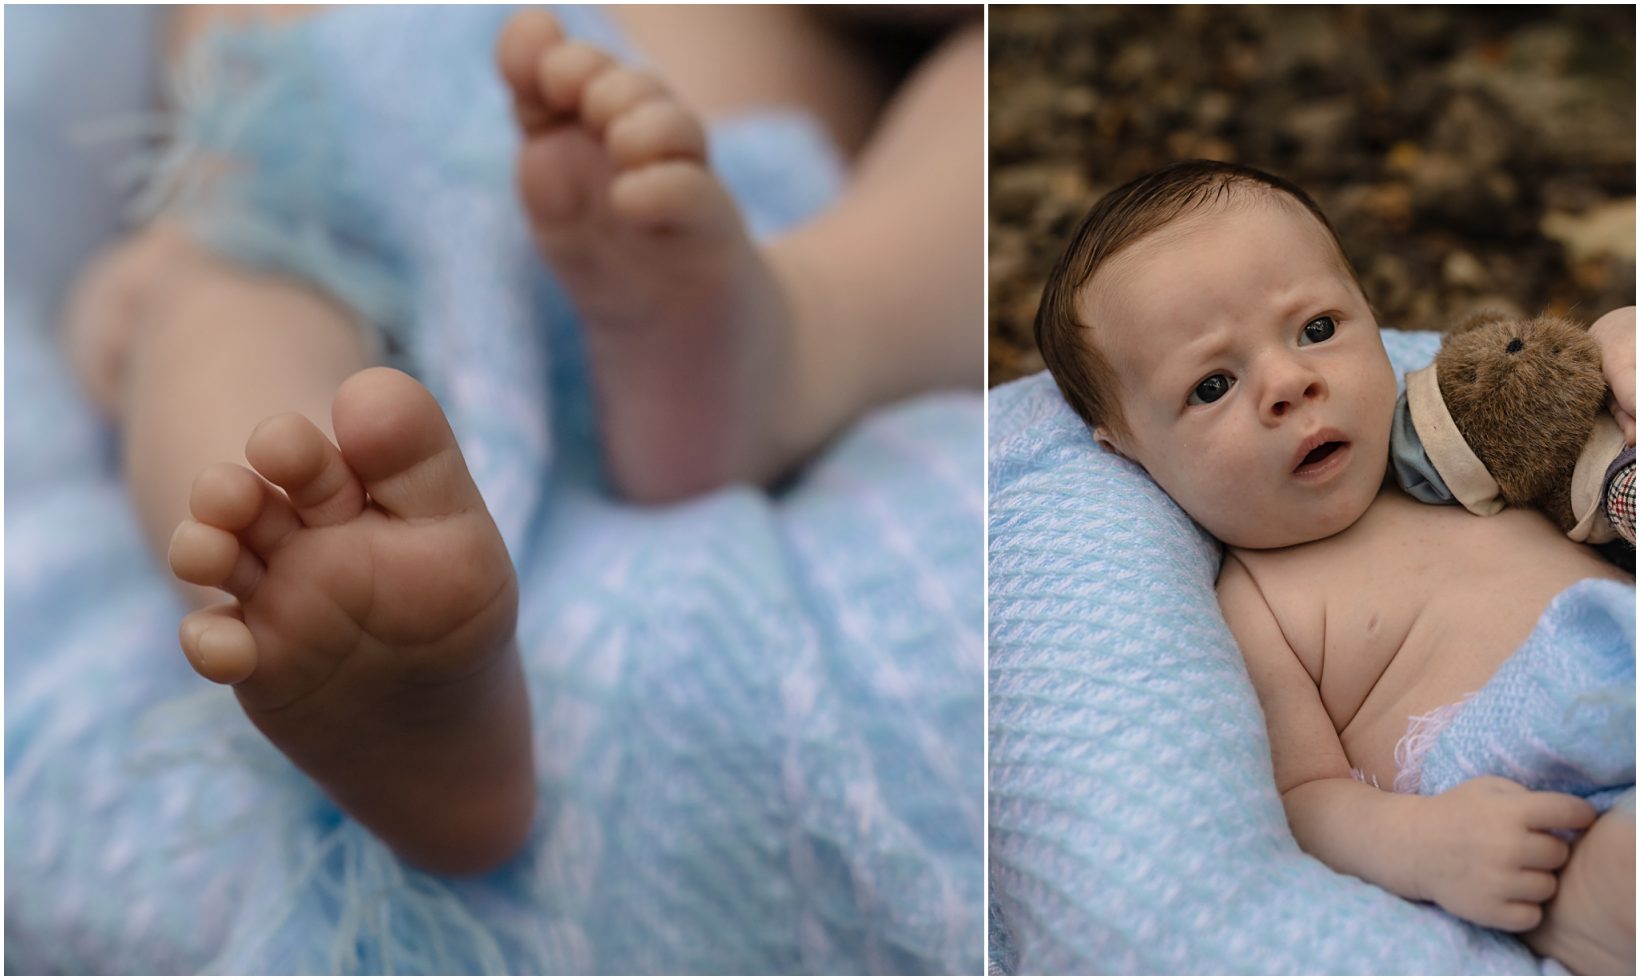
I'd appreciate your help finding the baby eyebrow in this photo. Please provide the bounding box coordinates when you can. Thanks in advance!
[1275,291,1314,323]
[1273,281,1346,323]
[1177,329,1234,373]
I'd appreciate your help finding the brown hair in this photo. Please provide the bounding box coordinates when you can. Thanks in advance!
[1033,159,1361,442]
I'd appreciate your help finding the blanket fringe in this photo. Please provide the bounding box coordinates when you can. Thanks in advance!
[135,687,519,973]
[119,20,409,348]
[1392,696,1475,795]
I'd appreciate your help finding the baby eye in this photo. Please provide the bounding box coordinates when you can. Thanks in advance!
[1188,373,1234,406]
[1300,315,1337,345]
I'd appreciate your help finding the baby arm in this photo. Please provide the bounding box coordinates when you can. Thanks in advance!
[1590,305,1635,445]
[1218,556,1597,932]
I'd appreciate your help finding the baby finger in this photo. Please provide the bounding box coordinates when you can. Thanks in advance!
[1520,831,1573,870]
[1507,869,1559,904]
[1523,791,1597,832]
[1494,901,1546,934]
[1611,400,1635,446]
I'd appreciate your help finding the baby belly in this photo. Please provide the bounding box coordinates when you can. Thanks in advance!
[1340,657,1504,791]
[1297,496,1630,791]
[1338,569,1628,788]
[1342,684,1485,791]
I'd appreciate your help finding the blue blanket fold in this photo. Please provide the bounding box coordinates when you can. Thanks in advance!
[1414,577,1635,812]
[5,5,981,974]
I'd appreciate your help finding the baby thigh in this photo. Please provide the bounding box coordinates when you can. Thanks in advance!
[1525,803,1635,975]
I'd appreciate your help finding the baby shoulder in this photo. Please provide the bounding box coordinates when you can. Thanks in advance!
[1216,552,1281,649]
[1216,548,1283,613]
[1217,551,1320,687]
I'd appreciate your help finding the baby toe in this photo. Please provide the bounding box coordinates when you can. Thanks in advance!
[180,606,258,685]
[610,161,737,235]
[189,461,266,532]
[331,367,488,521]
[582,67,669,134]
[496,8,564,104]
[608,99,708,170]
[169,520,265,600]
[539,40,616,116]
[188,461,302,558]
[246,412,366,528]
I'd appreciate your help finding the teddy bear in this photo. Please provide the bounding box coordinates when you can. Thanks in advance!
[1435,312,1607,531]
[1393,310,1634,544]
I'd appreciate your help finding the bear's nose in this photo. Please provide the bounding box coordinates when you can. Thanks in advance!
[1505,338,1523,354]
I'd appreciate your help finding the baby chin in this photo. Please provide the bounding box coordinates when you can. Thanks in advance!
[1215,451,1386,550]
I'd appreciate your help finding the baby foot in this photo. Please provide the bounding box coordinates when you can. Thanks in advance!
[496,9,821,502]
[167,367,534,875]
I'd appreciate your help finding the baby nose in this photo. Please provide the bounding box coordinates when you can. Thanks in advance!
[1262,362,1325,422]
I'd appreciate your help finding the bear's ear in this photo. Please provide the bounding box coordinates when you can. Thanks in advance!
[1449,309,1514,336]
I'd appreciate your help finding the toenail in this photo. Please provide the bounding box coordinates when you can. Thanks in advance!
[168,520,201,555]
[196,627,219,666]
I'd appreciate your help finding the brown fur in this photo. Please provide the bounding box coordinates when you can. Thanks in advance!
[1434,312,1607,530]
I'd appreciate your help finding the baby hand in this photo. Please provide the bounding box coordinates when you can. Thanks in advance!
[1419,776,1596,932]
[1589,306,1635,445]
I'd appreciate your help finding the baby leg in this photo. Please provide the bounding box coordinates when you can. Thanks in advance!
[766,20,985,444]
[66,210,535,873]
[63,6,535,873]
[1525,803,1635,974]
[64,4,362,593]
[498,11,981,502]
[65,221,371,602]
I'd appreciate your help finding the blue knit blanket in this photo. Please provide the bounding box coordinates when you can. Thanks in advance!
[1412,578,1634,811]
[5,6,982,973]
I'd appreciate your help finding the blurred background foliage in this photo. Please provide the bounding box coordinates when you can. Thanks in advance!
[989,4,1636,385]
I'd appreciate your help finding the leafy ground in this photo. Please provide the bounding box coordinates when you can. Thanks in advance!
[989,5,1636,385]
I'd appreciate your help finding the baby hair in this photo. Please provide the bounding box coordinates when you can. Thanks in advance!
[1034,159,1362,441]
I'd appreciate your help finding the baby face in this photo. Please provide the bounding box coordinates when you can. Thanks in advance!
[1086,200,1397,549]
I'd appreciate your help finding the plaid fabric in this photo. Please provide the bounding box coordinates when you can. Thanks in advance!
[1604,459,1635,545]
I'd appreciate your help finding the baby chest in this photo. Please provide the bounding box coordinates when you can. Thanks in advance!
[1247,499,1601,730]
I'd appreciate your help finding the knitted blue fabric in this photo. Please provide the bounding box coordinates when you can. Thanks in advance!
[6,6,982,973]
[988,330,1571,974]
[1414,578,1634,812]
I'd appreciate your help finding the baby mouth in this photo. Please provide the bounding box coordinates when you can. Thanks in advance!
[1293,440,1348,475]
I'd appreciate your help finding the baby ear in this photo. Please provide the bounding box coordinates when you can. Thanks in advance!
[1093,425,1132,461]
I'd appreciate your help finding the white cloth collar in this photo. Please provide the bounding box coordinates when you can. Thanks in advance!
[1404,364,1504,517]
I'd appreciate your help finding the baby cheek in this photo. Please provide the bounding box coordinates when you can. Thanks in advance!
[1168,440,1247,519]
[1363,360,1399,417]
[1347,375,1397,453]
[1175,431,1241,484]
